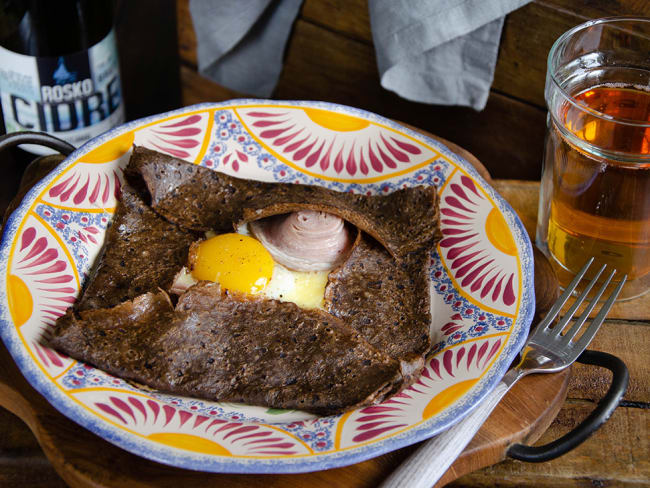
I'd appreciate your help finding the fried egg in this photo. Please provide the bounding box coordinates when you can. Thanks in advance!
[188,228,330,309]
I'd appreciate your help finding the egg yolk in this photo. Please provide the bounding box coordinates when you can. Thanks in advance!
[191,233,273,294]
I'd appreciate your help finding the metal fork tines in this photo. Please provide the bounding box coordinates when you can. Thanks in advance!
[514,258,627,379]
[380,258,626,488]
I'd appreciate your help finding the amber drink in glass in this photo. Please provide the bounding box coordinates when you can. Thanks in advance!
[537,18,650,300]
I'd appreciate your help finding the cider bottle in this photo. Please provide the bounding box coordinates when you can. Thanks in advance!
[0,0,125,154]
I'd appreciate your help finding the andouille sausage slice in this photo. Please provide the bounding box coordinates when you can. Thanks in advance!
[249,210,354,271]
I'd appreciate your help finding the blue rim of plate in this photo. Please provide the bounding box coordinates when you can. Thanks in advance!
[0,100,534,473]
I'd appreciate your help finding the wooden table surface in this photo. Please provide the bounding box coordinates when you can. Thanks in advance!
[0,174,647,487]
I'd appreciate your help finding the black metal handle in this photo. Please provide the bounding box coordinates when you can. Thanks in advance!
[507,350,629,462]
[0,131,75,156]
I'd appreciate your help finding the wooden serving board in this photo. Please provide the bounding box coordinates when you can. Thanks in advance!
[0,139,569,488]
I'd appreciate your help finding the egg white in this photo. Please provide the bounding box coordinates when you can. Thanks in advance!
[262,262,329,309]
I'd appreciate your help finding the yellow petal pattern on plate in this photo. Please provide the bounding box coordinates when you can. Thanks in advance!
[485,208,517,256]
[80,130,135,163]
[422,378,478,420]
[147,433,232,456]
[7,274,33,327]
[303,107,370,132]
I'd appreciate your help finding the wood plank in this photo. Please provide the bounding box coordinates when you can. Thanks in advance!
[542,0,650,19]
[451,404,650,487]
[0,405,65,487]
[180,64,244,103]
[494,2,574,108]
[273,20,378,103]
[300,0,370,43]
[0,459,67,488]
[176,0,197,68]
[176,0,374,69]
[567,320,650,404]
[0,408,41,452]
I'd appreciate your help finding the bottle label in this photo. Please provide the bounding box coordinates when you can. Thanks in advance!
[0,29,125,155]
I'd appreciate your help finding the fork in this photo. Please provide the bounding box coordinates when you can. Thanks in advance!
[380,258,626,488]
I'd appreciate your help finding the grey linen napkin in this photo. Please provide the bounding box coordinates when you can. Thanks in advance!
[189,0,303,97]
[190,0,530,110]
[369,0,532,110]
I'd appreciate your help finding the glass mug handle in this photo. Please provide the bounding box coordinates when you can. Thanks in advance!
[0,131,76,157]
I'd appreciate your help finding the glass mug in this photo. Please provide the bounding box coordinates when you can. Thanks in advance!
[537,17,650,301]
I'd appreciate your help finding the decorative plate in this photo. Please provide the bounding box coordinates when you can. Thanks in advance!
[0,101,534,473]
